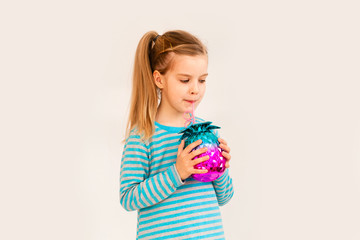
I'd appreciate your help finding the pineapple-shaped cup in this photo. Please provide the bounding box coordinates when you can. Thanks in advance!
[178,121,226,182]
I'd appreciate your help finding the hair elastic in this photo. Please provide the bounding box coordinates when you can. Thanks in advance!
[153,35,161,43]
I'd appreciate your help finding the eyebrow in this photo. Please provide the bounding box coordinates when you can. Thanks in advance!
[176,73,208,77]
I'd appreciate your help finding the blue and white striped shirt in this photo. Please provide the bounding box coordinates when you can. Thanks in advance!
[120,117,234,239]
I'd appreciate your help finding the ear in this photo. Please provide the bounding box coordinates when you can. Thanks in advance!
[153,70,165,89]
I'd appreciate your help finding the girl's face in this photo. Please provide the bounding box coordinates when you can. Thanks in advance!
[154,54,208,117]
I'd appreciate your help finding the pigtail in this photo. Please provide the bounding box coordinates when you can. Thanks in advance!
[124,31,159,143]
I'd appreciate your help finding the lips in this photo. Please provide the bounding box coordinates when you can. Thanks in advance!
[185,100,196,103]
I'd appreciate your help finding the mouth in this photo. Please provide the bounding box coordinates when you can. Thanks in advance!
[184,100,197,104]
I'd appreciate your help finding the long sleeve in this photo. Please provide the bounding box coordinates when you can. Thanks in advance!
[119,133,185,211]
[212,128,234,206]
[212,168,234,206]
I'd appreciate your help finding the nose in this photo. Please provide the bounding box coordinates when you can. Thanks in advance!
[190,81,199,95]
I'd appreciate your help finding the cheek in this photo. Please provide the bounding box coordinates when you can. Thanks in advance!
[174,85,187,96]
[169,88,184,102]
[200,85,206,95]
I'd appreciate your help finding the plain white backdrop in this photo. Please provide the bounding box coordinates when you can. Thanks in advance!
[1,0,360,239]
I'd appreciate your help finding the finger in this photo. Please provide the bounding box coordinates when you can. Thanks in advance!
[219,143,230,153]
[193,168,208,174]
[218,138,227,145]
[184,139,202,153]
[177,140,185,156]
[222,152,231,161]
[192,155,210,165]
[189,146,208,159]
[225,162,230,168]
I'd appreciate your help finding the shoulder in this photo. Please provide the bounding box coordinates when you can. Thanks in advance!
[124,127,151,149]
[195,116,207,123]
[122,128,150,161]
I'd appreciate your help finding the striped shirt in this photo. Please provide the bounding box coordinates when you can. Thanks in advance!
[119,117,234,239]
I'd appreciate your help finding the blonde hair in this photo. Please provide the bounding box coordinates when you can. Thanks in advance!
[124,30,208,143]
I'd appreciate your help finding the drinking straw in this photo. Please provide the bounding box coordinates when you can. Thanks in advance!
[183,102,195,127]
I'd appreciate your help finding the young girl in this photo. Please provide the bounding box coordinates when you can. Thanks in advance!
[120,30,234,239]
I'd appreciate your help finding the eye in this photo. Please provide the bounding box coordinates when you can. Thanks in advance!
[180,79,189,83]
[199,79,206,83]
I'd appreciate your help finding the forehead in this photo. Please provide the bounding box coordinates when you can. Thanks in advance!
[169,54,208,75]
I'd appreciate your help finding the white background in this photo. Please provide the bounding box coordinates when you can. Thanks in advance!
[1,0,360,239]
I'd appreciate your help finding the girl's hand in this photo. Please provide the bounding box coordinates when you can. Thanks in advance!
[175,139,209,181]
[219,138,231,168]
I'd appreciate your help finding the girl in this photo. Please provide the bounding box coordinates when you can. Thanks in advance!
[120,30,234,239]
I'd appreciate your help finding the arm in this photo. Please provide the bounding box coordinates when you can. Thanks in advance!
[212,129,234,206]
[119,132,184,211]
[212,168,234,206]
